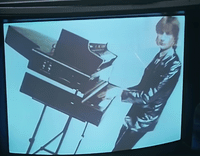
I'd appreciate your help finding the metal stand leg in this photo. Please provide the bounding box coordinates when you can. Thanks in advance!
[74,122,89,154]
[26,105,47,154]
[55,116,72,154]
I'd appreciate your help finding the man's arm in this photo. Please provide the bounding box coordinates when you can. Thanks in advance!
[121,60,181,107]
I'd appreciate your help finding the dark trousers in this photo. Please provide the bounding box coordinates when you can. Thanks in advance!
[113,125,146,152]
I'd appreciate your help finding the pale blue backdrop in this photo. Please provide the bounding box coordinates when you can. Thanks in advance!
[4,15,185,155]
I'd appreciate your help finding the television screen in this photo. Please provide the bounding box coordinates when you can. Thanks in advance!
[3,14,185,155]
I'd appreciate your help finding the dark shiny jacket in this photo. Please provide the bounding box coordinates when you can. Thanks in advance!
[121,49,181,133]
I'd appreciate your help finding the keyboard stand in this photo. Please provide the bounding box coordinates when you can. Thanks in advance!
[26,104,89,155]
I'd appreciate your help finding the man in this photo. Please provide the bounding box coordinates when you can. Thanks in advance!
[113,16,181,151]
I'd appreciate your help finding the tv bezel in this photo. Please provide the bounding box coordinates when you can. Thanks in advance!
[0,2,200,156]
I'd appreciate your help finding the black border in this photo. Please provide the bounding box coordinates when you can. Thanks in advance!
[0,3,200,156]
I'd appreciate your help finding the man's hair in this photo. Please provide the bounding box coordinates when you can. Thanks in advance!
[156,16,180,50]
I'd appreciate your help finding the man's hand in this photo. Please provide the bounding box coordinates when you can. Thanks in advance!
[97,87,123,100]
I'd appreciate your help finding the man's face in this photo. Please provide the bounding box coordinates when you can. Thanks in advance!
[156,32,175,50]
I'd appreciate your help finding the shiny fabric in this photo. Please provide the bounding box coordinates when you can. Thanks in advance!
[113,125,146,151]
[113,49,181,151]
[121,49,181,133]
